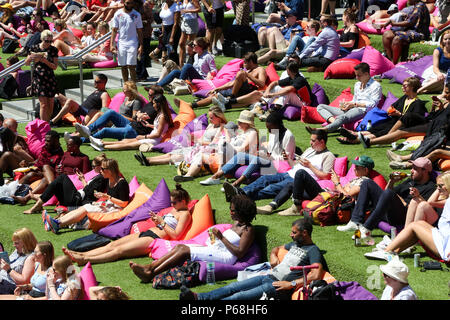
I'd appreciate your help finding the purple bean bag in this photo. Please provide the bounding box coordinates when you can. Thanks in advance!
[377,221,403,234]
[282,105,301,120]
[311,83,330,107]
[198,243,261,282]
[197,16,206,37]
[97,179,171,239]
[381,55,433,84]
[380,91,399,112]
[344,47,365,61]
[182,113,208,134]
[234,165,261,180]
[193,89,210,98]
[334,281,378,300]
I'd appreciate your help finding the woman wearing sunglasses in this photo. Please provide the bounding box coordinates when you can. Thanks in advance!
[43,158,129,234]
[62,184,192,265]
[25,29,59,123]
[128,194,256,284]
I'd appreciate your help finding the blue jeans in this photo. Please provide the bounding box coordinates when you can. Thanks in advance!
[87,109,137,140]
[221,152,272,179]
[197,275,278,300]
[285,36,315,57]
[157,63,203,87]
[242,172,293,201]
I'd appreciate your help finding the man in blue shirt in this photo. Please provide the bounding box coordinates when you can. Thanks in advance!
[267,0,304,24]
[298,14,340,71]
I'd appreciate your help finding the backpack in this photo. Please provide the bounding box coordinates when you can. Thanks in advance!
[223,25,259,58]
[411,130,446,160]
[0,74,18,100]
[302,191,343,226]
[2,38,19,54]
[66,233,112,252]
[152,260,201,289]
[309,280,342,300]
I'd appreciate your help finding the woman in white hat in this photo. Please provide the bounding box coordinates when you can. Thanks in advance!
[173,110,258,182]
[380,256,417,300]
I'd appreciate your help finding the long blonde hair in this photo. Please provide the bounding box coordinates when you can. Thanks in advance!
[208,106,227,125]
[12,228,37,254]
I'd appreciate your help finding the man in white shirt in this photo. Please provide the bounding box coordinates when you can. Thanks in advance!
[111,0,143,83]
[223,130,335,214]
[308,62,382,133]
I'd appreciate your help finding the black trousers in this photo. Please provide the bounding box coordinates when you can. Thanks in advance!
[136,37,152,80]
[272,169,323,208]
[40,174,81,206]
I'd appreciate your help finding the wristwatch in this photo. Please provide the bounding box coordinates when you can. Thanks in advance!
[290,280,296,289]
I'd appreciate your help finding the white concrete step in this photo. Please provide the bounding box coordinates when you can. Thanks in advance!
[0,108,32,123]
[1,99,36,121]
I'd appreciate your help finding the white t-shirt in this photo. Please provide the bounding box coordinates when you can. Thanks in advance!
[159,2,180,25]
[112,9,143,48]
[287,147,335,180]
[267,128,296,161]
[381,285,418,300]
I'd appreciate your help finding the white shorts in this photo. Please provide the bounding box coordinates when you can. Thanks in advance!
[187,244,237,265]
[117,45,138,66]
[181,18,199,35]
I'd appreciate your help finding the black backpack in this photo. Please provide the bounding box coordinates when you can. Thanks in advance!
[223,25,259,58]
[309,280,343,300]
[2,38,19,54]
[0,74,18,100]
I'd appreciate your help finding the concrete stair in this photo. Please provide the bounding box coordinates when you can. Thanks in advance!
[1,62,163,121]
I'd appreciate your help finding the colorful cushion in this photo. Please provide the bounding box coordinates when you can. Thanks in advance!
[356,107,389,131]
[361,46,395,76]
[198,242,262,282]
[356,21,391,35]
[129,199,198,235]
[90,59,118,68]
[88,183,153,232]
[160,99,196,142]
[397,0,408,10]
[311,83,329,107]
[329,87,354,108]
[381,55,433,84]
[68,26,83,39]
[97,179,171,239]
[273,160,292,173]
[128,176,140,198]
[152,131,191,153]
[183,113,208,134]
[439,159,450,171]
[344,47,365,61]
[233,165,261,180]
[191,58,244,91]
[193,89,210,98]
[108,92,148,113]
[79,262,97,300]
[25,119,50,159]
[333,156,348,177]
[149,223,230,259]
[323,58,361,80]
[282,105,302,120]
[265,62,280,83]
[300,106,326,124]
[358,32,371,48]
[380,91,399,112]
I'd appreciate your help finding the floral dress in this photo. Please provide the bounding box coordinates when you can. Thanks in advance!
[30,44,58,98]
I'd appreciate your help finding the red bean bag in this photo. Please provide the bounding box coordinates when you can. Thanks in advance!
[323,58,361,80]
[300,106,326,124]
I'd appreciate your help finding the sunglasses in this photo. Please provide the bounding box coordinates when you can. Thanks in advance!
[44,39,53,43]
[100,167,108,171]
[438,183,445,189]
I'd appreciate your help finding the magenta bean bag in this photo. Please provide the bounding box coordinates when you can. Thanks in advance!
[356,21,391,35]
[361,46,395,76]
[108,92,149,113]
[25,119,50,159]
[191,58,244,91]
[90,59,118,68]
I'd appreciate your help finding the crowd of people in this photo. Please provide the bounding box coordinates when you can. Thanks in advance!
[0,0,449,302]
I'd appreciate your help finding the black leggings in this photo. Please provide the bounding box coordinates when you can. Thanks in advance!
[40,174,81,206]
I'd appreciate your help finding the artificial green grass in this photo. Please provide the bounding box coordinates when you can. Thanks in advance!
[0,34,448,301]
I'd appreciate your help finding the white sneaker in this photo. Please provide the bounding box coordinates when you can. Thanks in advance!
[200,177,221,185]
[376,235,392,251]
[359,225,375,246]
[89,136,104,151]
[212,96,226,112]
[364,250,394,261]
[63,132,72,143]
[216,92,228,105]
[74,123,91,139]
[337,220,359,232]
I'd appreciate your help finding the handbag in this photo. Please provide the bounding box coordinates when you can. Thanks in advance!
[169,78,191,96]
[152,260,201,289]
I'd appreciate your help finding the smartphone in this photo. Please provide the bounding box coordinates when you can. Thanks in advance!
[0,251,10,264]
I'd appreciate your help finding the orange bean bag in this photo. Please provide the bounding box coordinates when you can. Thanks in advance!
[406,135,425,142]
[160,99,196,142]
[88,183,153,232]
[180,193,214,240]
[439,159,450,171]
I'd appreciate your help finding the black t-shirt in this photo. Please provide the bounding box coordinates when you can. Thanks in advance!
[394,178,436,205]
[107,178,130,202]
[130,102,157,135]
[82,174,108,205]
[271,242,328,282]
[277,74,313,103]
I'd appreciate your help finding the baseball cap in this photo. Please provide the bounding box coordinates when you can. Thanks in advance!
[351,155,375,170]
[408,157,432,172]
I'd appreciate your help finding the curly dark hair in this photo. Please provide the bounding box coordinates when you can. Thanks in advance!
[230,194,256,225]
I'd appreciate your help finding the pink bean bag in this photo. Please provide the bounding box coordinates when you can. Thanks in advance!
[25,119,50,159]
[108,92,148,112]
[90,59,118,68]
[191,58,244,91]
[361,46,395,77]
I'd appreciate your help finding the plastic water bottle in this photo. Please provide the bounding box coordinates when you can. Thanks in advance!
[206,254,215,285]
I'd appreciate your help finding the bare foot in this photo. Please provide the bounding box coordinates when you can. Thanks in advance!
[23,208,40,214]
[13,194,31,205]
[62,247,77,262]
[129,261,153,283]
